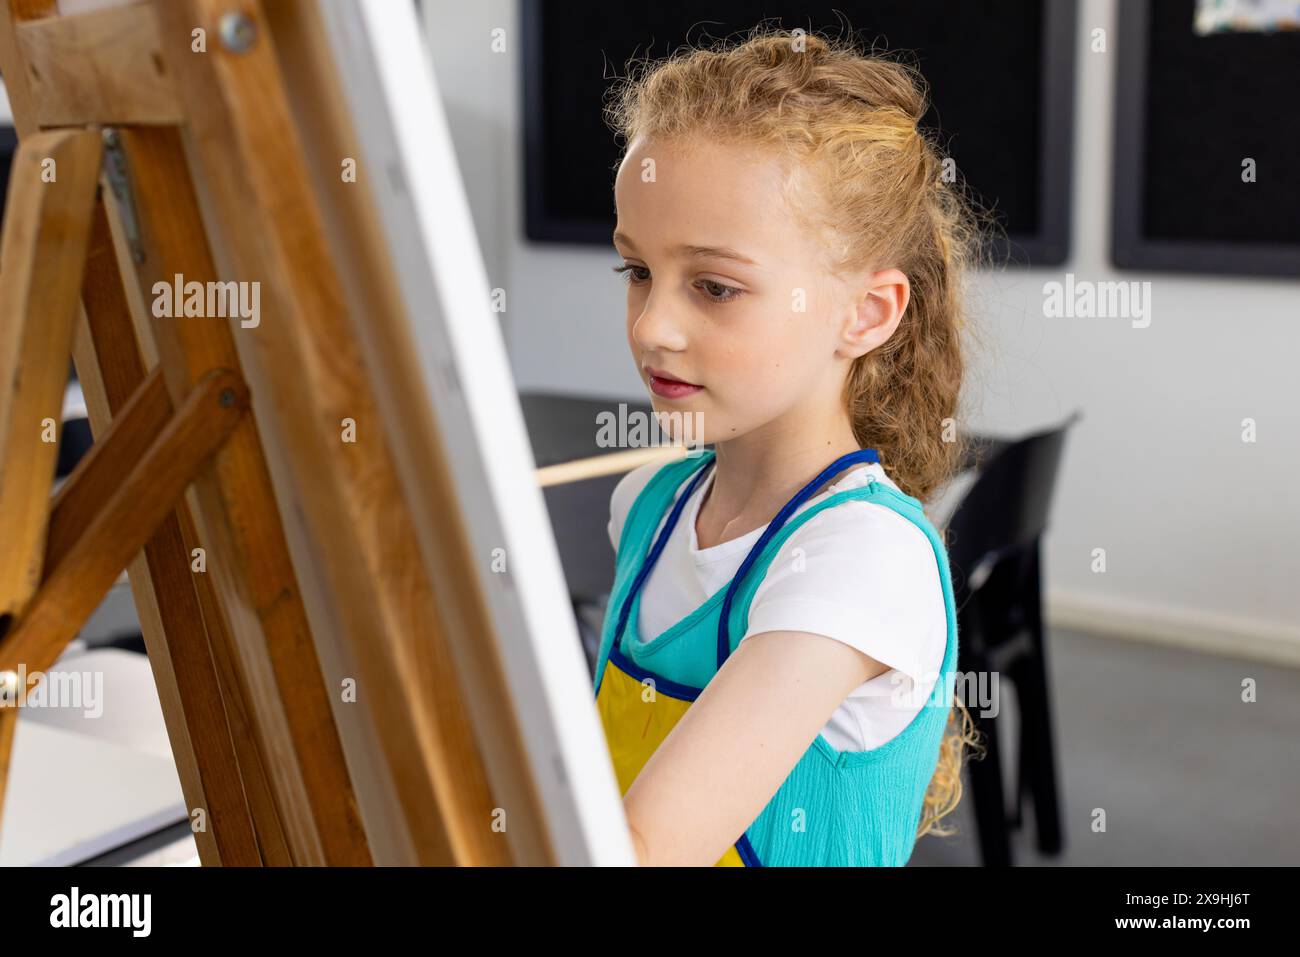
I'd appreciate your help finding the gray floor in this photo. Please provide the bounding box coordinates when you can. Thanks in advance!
[909,626,1300,866]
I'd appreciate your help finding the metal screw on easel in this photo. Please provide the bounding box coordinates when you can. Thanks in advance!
[219,388,237,408]
[101,128,147,265]
[219,12,257,53]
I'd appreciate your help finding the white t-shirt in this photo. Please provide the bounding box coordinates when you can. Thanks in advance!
[607,458,948,752]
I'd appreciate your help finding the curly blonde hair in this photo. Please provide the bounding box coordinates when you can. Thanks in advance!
[605,23,992,844]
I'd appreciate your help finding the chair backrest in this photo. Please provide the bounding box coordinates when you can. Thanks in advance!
[945,411,1081,604]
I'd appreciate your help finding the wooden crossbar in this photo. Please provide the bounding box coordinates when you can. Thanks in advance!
[0,367,250,676]
[15,2,182,127]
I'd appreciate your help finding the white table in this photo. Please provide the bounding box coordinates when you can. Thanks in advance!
[0,647,193,866]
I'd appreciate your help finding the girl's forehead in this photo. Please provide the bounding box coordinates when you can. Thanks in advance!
[614,140,815,253]
[619,135,790,184]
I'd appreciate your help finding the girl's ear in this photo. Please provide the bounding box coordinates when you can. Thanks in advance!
[839,268,910,359]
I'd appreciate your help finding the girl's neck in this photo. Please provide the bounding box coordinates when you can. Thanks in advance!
[695,419,864,550]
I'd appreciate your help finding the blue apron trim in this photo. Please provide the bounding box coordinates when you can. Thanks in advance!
[736,833,763,866]
[594,453,717,699]
[612,457,716,650]
[603,637,763,866]
[607,642,704,702]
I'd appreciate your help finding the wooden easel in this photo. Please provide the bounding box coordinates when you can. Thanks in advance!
[0,0,633,866]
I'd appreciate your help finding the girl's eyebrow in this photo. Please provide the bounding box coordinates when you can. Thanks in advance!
[613,231,763,269]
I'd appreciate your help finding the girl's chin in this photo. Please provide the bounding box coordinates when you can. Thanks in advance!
[649,404,708,450]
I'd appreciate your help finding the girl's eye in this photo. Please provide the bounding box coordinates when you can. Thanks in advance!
[696,279,743,303]
[612,263,650,285]
[612,264,744,304]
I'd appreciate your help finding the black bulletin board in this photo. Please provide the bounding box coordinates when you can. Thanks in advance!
[522,0,1078,267]
[1113,0,1300,277]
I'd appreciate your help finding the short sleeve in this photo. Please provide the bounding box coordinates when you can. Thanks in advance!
[607,460,662,554]
[741,501,948,688]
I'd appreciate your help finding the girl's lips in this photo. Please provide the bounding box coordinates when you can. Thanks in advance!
[648,374,703,399]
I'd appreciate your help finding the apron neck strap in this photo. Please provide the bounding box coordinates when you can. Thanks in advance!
[715,448,880,669]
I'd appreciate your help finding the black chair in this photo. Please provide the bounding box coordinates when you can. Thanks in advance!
[944,411,1079,866]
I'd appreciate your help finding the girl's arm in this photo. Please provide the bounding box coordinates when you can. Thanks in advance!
[622,630,889,866]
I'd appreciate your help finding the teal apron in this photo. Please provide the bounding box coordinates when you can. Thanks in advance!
[594,448,960,866]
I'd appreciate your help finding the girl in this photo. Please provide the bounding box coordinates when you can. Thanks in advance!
[594,26,986,867]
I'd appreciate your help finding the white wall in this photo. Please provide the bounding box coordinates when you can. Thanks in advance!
[424,0,1300,665]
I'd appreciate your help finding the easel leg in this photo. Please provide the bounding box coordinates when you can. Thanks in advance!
[105,125,372,865]
[0,129,101,838]
[0,130,101,616]
[74,197,280,865]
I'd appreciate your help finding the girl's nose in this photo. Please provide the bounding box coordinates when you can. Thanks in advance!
[631,294,688,352]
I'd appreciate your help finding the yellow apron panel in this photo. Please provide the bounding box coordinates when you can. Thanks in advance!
[597,657,745,867]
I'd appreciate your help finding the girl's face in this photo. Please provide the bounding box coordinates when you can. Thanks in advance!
[612,136,864,447]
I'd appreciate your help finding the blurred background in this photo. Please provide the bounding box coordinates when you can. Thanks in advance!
[2,0,1296,866]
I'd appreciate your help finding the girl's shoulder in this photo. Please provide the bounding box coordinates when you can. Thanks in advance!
[780,462,944,581]
[802,461,938,544]
[745,482,949,685]
[607,454,700,551]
